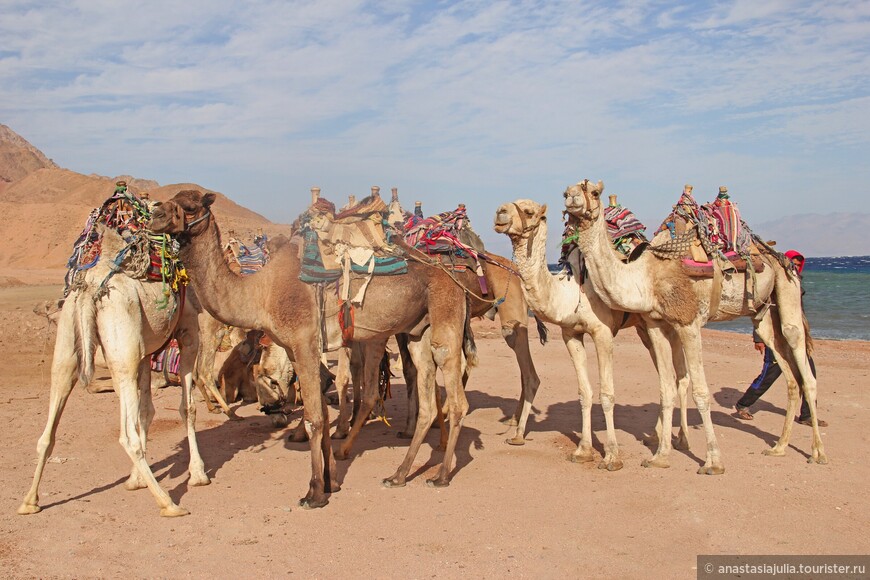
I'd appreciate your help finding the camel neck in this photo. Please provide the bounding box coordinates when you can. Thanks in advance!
[510,220,581,323]
[576,213,655,312]
[179,220,269,330]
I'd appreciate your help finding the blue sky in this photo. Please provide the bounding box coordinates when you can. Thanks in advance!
[2,1,868,256]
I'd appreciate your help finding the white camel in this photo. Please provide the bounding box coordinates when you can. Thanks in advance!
[493,201,690,469]
[19,226,213,517]
[562,179,826,471]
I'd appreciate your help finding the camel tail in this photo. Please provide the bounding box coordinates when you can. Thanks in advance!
[534,314,549,345]
[803,313,814,357]
[463,298,479,370]
[74,293,99,387]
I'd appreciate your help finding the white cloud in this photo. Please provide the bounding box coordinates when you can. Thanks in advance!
[1,0,868,258]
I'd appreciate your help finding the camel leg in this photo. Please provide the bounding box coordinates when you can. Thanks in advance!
[125,358,155,491]
[336,338,388,460]
[18,304,79,515]
[642,325,691,451]
[384,331,437,487]
[500,320,541,445]
[295,343,332,509]
[427,319,469,488]
[177,325,210,486]
[642,322,678,469]
[114,356,188,516]
[589,328,622,471]
[674,323,724,475]
[332,346,353,439]
[396,333,419,439]
[561,329,595,463]
[768,278,827,463]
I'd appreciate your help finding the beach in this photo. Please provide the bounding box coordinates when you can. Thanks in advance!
[1,284,867,578]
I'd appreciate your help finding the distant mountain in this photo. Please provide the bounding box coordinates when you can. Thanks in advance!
[0,124,59,188]
[754,213,870,257]
[0,124,292,283]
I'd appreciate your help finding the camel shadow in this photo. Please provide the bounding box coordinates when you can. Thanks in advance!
[39,403,275,510]
[281,381,484,488]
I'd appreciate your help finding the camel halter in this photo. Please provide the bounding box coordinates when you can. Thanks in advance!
[184,209,211,231]
[510,202,541,259]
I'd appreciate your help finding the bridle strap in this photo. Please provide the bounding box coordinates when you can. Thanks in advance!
[510,202,539,258]
[185,209,211,231]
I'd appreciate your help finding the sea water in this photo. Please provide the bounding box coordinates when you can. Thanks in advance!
[548,256,870,341]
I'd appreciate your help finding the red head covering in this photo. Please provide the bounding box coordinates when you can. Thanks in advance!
[784,250,805,274]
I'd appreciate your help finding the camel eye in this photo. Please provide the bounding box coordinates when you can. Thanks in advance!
[524,209,534,216]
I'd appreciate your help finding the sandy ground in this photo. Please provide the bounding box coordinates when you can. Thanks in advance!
[1,284,868,579]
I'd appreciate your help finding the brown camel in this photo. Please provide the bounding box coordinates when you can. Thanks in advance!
[561,179,826,470]
[385,190,544,445]
[149,189,475,507]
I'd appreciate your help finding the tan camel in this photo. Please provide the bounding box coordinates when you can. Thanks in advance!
[18,226,212,517]
[493,201,694,469]
[561,180,826,471]
[385,189,543,445]
[149,189,475,507]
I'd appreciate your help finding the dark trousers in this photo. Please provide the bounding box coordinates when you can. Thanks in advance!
[736,346,817,421]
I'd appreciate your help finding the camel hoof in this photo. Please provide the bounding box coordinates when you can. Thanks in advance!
[673,436,690,451]
[810,454,829,465]
[697,465,725,475]
[17,503,41,515]
[426,477,450,488]
[289,431,308,443]
[382,477,406,488]
[160,504,190,517]
[189,473,211,487]
[331,431,349,440]
[642,434,659,447]
[208,407,223,414]
[335,449,349,461]
[124,477,147,491]
[568,451,594,464]
[762,447,786,457]
[598,459,624,472]
[505,436,525,446]
[298,497,328,509]
[641,457,670,469]
[396,431,413,440]
[227,412,243,422]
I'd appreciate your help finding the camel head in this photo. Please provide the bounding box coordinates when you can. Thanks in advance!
[493,199,547,257]
[563,179,605,227]
[149,189,216,238]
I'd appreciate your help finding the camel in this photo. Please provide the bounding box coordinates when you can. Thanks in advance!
[149,189,475,507]
[385,189,544,445]
[18,226,213,517]
[493,200,693,469]
[218,329,265,403]
[560,179,826,471]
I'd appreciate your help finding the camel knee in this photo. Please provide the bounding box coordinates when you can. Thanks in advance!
[500,321,520,348]
[600,392,615,413]
[430,344,453,368]
[781,323,802,348]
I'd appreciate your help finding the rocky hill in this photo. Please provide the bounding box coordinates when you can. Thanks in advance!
[0,125,292,285]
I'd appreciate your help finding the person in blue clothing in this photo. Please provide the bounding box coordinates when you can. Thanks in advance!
[733,250,828,426]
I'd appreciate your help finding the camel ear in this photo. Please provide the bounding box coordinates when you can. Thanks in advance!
[202,192,217,208]
[597,181,604,195]
[539,204,547,217]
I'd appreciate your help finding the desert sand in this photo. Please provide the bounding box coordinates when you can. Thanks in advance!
[1,281,867,579]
